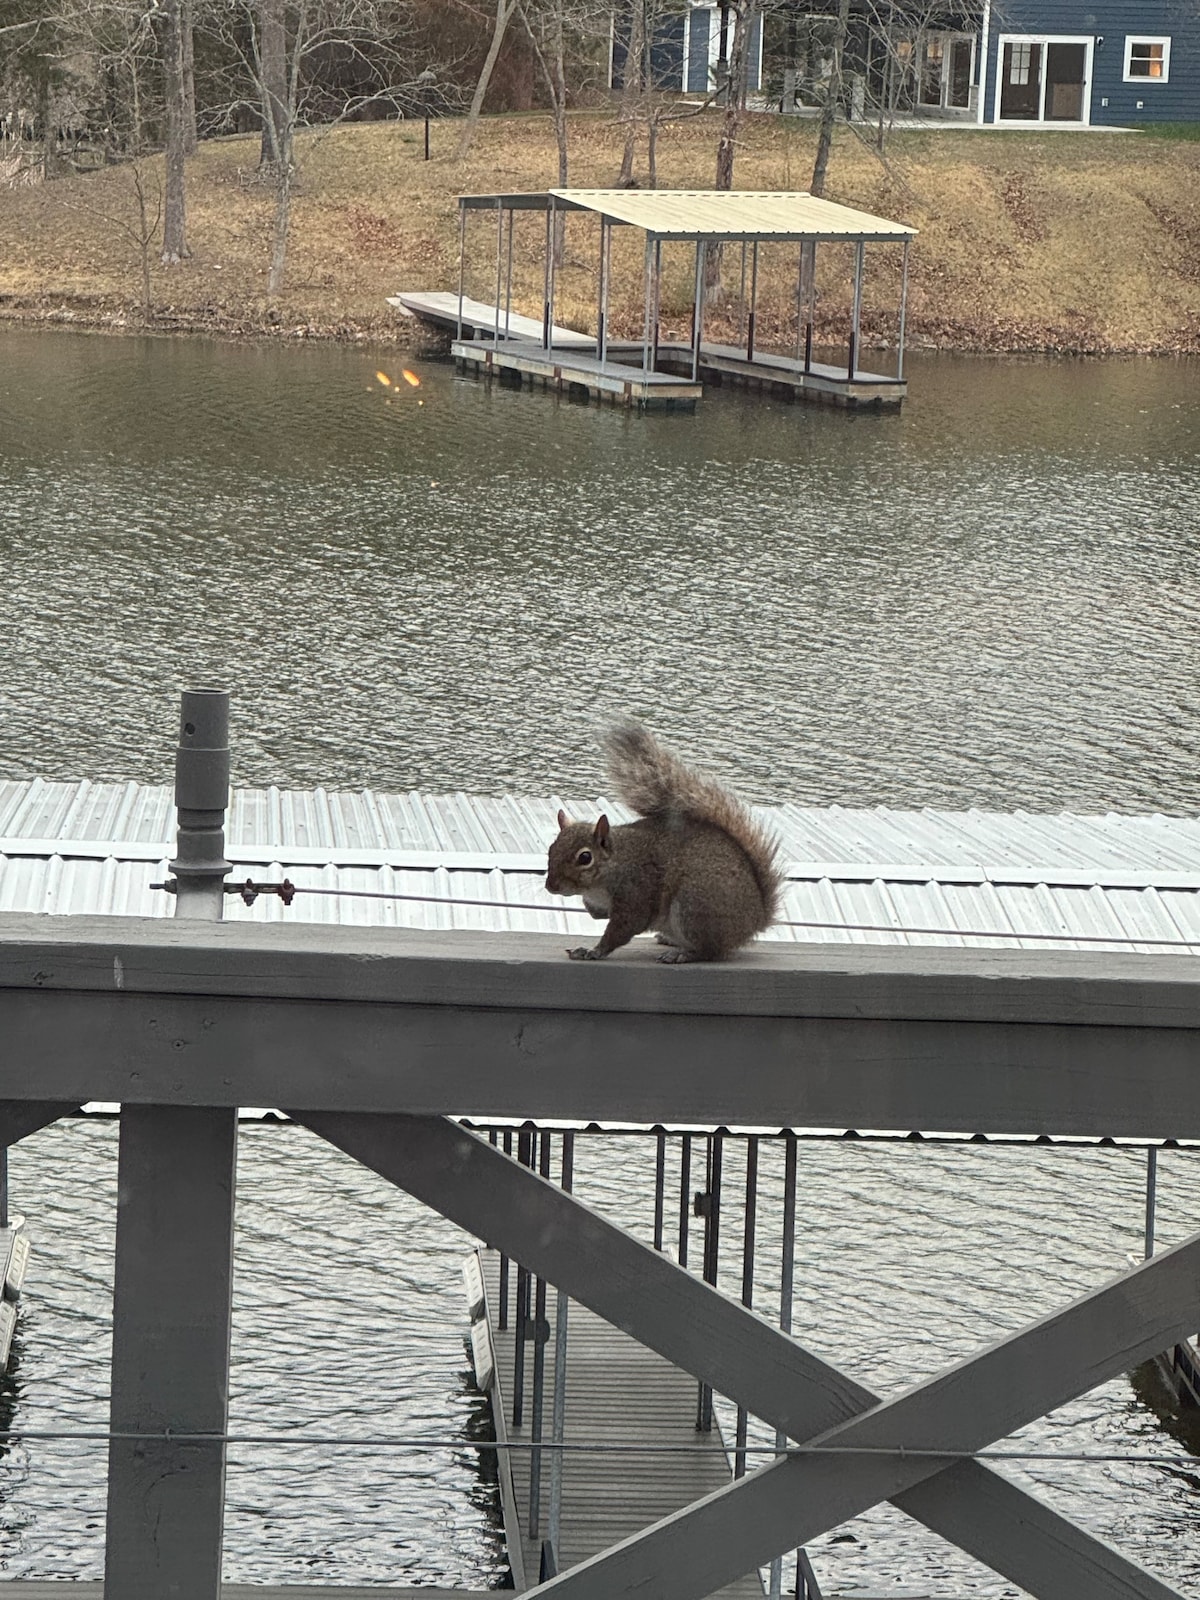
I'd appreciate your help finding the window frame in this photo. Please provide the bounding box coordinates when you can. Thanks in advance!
[1123,35,1171,84]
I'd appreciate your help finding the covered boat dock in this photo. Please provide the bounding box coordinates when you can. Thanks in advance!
[394,188,917,412]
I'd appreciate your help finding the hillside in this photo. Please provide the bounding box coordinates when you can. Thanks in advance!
[1,111,1198,354]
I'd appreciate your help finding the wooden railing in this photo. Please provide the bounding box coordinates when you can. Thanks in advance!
[0,692,1197,1599]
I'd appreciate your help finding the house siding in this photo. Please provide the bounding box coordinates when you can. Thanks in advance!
[984,0,1200,123]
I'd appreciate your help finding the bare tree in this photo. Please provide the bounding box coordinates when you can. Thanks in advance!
[202,0,432,298]
[516,0,607,193]
[156,0,189,259]
[810,0,850,195]
[456,0,517,158]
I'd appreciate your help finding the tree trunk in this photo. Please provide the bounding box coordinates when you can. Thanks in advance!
[458,0,517,160]
[159,0,189,263]
[267,158,292,297]
[182,0,197,156]
[810,0,850,198]
[705,2,748,302]
[616,0,644,186]
[259,0,288,169]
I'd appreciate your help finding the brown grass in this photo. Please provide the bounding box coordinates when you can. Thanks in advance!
[1,109,1198,353]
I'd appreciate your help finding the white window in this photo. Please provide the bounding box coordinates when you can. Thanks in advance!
[1124,36,1171,82]
[1009,41,1033,85]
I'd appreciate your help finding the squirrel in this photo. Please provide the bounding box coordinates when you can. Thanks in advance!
[544,719,783,964]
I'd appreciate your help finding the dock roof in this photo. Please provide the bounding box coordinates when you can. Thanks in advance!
[459,188,916,243]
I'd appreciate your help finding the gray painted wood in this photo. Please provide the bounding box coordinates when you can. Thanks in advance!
[104,1106,238,1600]
[0,1100,80,1146]
[0,1588,487,1598]
[2,918,1200,1135]
[480,1252,762,1598]
[300,1113,1194,1600]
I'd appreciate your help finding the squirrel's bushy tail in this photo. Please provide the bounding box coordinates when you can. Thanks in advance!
[603,719,785,924]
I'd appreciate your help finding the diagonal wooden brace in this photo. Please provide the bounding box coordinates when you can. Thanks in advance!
[295,1110,1196,1600]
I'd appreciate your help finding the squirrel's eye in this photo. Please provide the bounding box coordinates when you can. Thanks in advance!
[577,849,593,866]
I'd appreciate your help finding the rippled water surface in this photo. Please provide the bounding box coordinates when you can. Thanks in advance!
[1,329,1199,808]
[1,330,1199,1590]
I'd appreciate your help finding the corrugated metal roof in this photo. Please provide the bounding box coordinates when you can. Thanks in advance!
[2,781,1200,953]
[550,189,917,242]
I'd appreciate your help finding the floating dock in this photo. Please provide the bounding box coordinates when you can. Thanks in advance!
[472,1249,764,1595]
[393,188,914,414]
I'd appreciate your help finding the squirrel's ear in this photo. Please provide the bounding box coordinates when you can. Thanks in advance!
[594,814,611,847]
[557,808,571,832]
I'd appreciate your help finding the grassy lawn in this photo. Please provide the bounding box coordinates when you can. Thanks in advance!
[0,108,1197,353]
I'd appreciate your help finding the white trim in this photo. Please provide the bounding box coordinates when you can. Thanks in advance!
[1123,35,1171,84]
[992,33,1094,126]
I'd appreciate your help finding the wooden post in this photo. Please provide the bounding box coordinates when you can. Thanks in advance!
[104,690,237,1600]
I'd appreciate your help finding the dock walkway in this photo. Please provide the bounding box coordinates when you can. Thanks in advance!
[480,1251,764,1597]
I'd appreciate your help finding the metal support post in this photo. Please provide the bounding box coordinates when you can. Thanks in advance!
[543,207,553,350]
[653,1127,666,1251]
[493,200,503,344]
[677,1131,691,1268]
[512,1126,533,1427]
[456,204,467,342]
[696,1128,723,1432]
[897,237,910,382]
[848,240,865,381]
[641,234,654,374]
[528,1130,552,1540]
[747,241,760,363]
[104,689,236,1600]
[770,1131,798,1600]
[546,1131,574,1570]
[547,199,559,351]
[691,241,705,383]
[805,241,816,373]
[504,207,515,339]
[652,239,663,370]
[597,219,612,366]
[1145,1146,1158,1259]
[734,1134,758,1479]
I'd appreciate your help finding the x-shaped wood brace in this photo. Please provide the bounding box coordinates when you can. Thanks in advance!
[294,1110,1197,1600]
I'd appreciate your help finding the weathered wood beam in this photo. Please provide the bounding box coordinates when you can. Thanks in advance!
[104,1106,237,1600]
[2,918,1200,1135]
[0,1099,80,1145]
[297,1112,1195,1600]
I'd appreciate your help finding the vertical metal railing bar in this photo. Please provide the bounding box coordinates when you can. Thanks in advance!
[546,1130,574,1574]
[1145,1146,1158,1259]
[696,1129,724,1432]
[795,1546,823,1600]
[511,1126,533,1428]
[498,1129,512,1331]
[677,1132,692,1269]
[734,1134,758,1479]
[528,1130,552,1540]
[771,1130,799,1599]
[653,1127,667,1251]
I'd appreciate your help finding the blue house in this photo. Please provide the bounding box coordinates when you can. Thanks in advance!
[614,2,1199,126]
[978,0,1198,125]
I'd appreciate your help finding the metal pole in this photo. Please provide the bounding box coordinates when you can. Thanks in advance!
[547,197,559,351]
[641,234,654,374]
[597,218,612,366]
[738,240,747,343]
[734,1134,758,1479]
[456,203,466,342]
[105,690,236,1600]
[423,115,430,161]
[848,240,864,381]
[504,207,515,339]
[696,1129,723,1432]
[747,241,759,363]
[1145,1146,1158,1260]
[805,241,816,373]
[498,1129,511,1330]
[677,1131,691,1268]
[493,199,503,344]
[769,1131,798,1600]
[795,242,806,364]
[543,205,553,351]
[546,1131,574,1568]
[652,238,662,370]
[691,241,705,383]
[653,1127,666,1250]
[512,1126,533,1427]
[897,237,910,383]
[528,1130,551,1540]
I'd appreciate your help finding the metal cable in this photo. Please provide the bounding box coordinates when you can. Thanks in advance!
[0,1429,1194,1466]
[150,880,1200,950]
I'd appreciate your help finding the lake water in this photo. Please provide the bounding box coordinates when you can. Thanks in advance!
[0,329,1198,1593]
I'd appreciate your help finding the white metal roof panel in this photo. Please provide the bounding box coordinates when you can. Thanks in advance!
[549,189,917,242]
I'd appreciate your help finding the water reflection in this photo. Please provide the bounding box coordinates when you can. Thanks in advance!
[1,331,1198,811]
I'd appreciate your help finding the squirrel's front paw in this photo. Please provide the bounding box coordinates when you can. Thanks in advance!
[566,945,605,961]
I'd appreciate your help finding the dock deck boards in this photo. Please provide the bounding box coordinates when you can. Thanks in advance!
[481,1251,764,1597]
[389,291,594,349]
